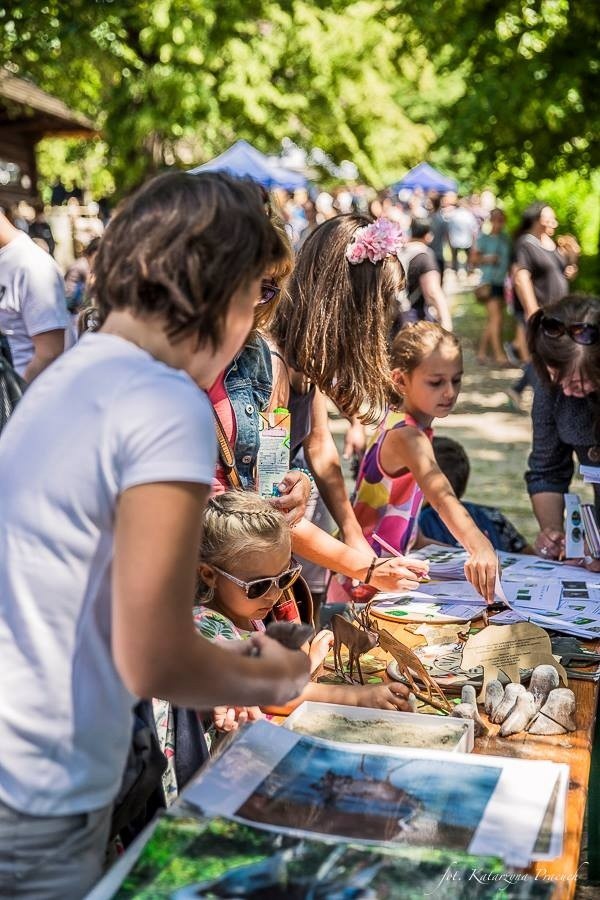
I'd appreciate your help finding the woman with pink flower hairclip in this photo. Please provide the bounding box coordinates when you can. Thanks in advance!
[267,214,430,602]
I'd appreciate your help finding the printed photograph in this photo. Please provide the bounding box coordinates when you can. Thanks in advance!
[115,813,552,899]
[236,738,500,848]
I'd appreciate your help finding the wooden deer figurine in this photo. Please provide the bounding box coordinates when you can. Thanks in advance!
[330,613,378,684]
[364,605,452,712]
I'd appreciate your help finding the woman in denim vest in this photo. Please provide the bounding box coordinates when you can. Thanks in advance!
[213,215,430,601]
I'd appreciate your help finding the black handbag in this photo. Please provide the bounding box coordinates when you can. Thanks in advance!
[0,333,26,435]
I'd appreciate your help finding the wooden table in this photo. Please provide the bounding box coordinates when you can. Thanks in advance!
[376,617,600,899]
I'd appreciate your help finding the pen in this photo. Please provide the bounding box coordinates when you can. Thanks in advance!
[372,532,402,557]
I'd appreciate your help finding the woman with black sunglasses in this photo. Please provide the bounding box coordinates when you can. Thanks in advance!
[526,293,600,568]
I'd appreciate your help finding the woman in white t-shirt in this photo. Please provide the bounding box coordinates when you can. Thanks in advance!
[0,172,310,899]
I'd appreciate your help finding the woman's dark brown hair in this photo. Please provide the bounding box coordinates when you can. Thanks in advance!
[528,293,600,443]
[90,171,287,348]
[252,217,294,334]
[270,214,405,423]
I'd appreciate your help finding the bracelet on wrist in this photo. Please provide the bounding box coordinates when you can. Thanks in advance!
[292,466,314,488]
[364,555,378,585]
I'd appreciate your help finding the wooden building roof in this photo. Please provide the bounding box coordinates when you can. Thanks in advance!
[0,69,96,137]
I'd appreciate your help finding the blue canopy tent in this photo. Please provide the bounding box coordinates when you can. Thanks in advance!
[391,162,457,194]
[188,139,307,190]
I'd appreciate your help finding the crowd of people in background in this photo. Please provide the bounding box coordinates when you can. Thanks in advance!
[0,167,597,897]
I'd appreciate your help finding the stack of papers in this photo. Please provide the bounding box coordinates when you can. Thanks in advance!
[371,588,485,623]
[582,504,600,558]
[184,720,568,869]
[410,545,469,579]
[376,546,600,638]
[498,552,600,639]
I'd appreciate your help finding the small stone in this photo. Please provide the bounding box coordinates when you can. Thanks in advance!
[528,688,576,734]
[461,684,477,707]
[500,692,537,737]
[451,702,489,737]
[492,683,526,724]
[407,692,418,712]
[484,680,504,718]
[528,665,560,711]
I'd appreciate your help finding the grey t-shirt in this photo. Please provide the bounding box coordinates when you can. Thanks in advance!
[0,232,68,374]
[515,234,568,308]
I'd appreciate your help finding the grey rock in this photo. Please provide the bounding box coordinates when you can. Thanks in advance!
[484,680,504,718]
[491,683,526,724]
[451,702,489,737]
[528,688,576,734]
[528,665,560,711]
[500,691,537,737]
[461,685,477,707]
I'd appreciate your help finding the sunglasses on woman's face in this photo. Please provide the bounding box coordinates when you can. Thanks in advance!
[541,316,600,346]
[212,561,302,601]
[259,279,281,305]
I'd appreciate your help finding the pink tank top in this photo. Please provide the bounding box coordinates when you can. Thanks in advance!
[353,409,433,555]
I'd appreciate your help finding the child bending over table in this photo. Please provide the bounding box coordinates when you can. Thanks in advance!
[347,322,498,603]
[195,491,411,734]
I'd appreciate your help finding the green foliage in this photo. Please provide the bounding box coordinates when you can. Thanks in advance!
[1,1,435,193]
[502,171,600,257]
[36,138,114,200]
[399,0,600,186]
[1,0,598,243]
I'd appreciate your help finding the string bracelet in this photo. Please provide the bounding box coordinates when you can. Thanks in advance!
[292,466,315,487]
[364,556,378,585]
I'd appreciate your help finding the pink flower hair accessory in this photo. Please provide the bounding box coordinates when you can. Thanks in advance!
[346,218,406,265]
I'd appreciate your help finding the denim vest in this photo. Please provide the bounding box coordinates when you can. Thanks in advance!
[224,333,273,488]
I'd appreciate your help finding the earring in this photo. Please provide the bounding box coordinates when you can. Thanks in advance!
[196,582,215,604]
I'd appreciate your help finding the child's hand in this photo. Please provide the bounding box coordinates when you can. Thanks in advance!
[464,539,497,604]
[396,555,430,579]
[353,681,412,711]
[368,558,427,593]
[213,705,263,733]
[308,629,334,672]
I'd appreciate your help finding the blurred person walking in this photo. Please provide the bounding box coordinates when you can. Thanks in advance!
[394,217,452,332]
[447,197,478,275]
[470,209,511,365]
[507,202,575,410]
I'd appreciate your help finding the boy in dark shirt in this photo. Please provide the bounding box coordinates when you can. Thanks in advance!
[419,436,534,553]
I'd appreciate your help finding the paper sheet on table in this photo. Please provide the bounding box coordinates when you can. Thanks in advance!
[184,719,566,868]
[410,556,509,607]
[499,552,600,585]
[370,592,484,622]
[502,581,563,612]
[580,464,600,484]
[414,580,486,605]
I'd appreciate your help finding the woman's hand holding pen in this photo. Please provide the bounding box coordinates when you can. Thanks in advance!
[368,556,430,593]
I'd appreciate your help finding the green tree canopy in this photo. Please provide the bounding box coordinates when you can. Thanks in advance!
[1,0,436,192]
[399,0,599,186]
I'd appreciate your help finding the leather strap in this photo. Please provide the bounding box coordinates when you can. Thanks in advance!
[211,406,244,491]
